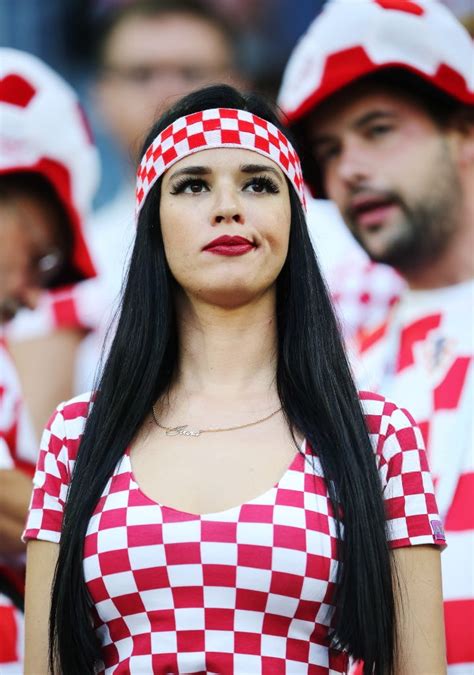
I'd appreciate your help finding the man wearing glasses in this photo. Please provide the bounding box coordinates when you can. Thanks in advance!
[0,47,99,671]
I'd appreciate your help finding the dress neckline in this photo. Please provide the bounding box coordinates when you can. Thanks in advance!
[124,439,310,519]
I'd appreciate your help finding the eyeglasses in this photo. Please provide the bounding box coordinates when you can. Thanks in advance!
[0,249,65,324]
[33,248,65,287]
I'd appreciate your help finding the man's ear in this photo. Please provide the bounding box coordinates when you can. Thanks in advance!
[450,107,474,165]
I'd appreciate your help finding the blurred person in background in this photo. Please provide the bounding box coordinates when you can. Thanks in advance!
[73,0,248,391]
[279,0,473,671]
[0,47,99,671]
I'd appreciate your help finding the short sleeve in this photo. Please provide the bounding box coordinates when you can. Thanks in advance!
[22,405,71,544]
[363,393,446,549]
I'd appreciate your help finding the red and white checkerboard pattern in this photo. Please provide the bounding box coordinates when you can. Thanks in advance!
[136,108,307,217]
[353,280,474,671]
[279,0,474,127]
[24,390,444,673]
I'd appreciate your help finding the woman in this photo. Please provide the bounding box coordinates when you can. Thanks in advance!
[23,85,446,674]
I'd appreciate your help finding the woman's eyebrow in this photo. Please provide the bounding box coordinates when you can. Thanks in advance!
[240,164,283,183]
[168,166,210,181]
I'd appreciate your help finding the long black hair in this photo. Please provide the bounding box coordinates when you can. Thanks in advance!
[49,84,396,674]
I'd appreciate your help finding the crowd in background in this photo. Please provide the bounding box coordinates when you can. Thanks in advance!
[1,0,473,672]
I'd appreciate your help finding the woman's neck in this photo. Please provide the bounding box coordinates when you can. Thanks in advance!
[172,288,279,403]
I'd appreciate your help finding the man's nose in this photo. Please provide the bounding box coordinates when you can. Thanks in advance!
[337,140,371,187]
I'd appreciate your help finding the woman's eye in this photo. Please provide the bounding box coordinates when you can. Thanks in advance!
[245,176,279,194]
[170,178,208,194]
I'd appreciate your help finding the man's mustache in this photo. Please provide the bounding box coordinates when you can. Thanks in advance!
[344,187,403,223]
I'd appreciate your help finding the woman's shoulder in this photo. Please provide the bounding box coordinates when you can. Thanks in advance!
[46,391,95,446]
[55,390,95,419]
[358,389,424,458]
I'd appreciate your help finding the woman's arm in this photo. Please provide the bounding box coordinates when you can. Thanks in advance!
[0,468,32,554]
[393,544,446,674]
[24,539,59,674]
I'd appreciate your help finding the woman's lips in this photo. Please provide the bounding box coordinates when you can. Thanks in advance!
[203,235,256,257]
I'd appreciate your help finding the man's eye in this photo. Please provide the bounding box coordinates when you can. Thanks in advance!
[367,124,393,138]
[313,144,339,164]
[170,178,208,194]
[126,67,155,84]
[244,176,279,194]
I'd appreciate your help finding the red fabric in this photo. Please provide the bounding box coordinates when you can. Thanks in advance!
[51,292,82,329]
[396,314,442,372]
[0,73,36,107]
[433,356,471,411]
[374,0,424,15]
[444,599,474,665]
[0,604,18,663]
[444,473,474,531]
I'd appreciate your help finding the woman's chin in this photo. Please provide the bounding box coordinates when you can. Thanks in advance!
[190,281,275,310]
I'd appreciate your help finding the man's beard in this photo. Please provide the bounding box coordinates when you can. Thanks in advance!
[344,152,462,274]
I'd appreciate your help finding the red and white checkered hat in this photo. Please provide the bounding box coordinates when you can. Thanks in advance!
[278,0,474,126]
[0,48,100,281]
[136,108,306,216]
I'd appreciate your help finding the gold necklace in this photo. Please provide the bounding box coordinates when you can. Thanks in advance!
[151,404,282,437]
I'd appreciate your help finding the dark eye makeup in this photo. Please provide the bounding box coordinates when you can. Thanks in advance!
[169,174,280,195]
[170,177,208,194]
[244,175,280,193]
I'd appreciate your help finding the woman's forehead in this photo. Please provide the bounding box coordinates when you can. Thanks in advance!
[163,147,284,178]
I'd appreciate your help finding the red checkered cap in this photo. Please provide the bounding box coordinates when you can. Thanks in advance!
[0,48,100,281]
[278,0,474,125]
[135,108,306,217]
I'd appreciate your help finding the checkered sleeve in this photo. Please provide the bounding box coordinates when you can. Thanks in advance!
[362,393,446,549]
[22,404,72,544]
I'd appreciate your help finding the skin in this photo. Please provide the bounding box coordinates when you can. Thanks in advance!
[307,84,474,289]
[95,13,244,160]
[25,147,445,673]
[0,195,59,320]
[0,468,33,554]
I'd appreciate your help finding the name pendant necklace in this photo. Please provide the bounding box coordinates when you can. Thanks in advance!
[151,404,282,437]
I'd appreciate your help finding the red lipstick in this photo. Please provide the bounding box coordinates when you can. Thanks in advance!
[203,235,255,256]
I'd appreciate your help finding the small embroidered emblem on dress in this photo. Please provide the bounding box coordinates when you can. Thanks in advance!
[430,519,446,540]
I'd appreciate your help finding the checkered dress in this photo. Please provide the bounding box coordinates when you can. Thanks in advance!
[354,281,474,671]
[24,390,444,674]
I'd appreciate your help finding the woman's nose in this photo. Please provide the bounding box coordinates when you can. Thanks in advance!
[211,189,245,225]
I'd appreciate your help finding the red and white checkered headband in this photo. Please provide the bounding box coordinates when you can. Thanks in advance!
[135,108,306,216]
